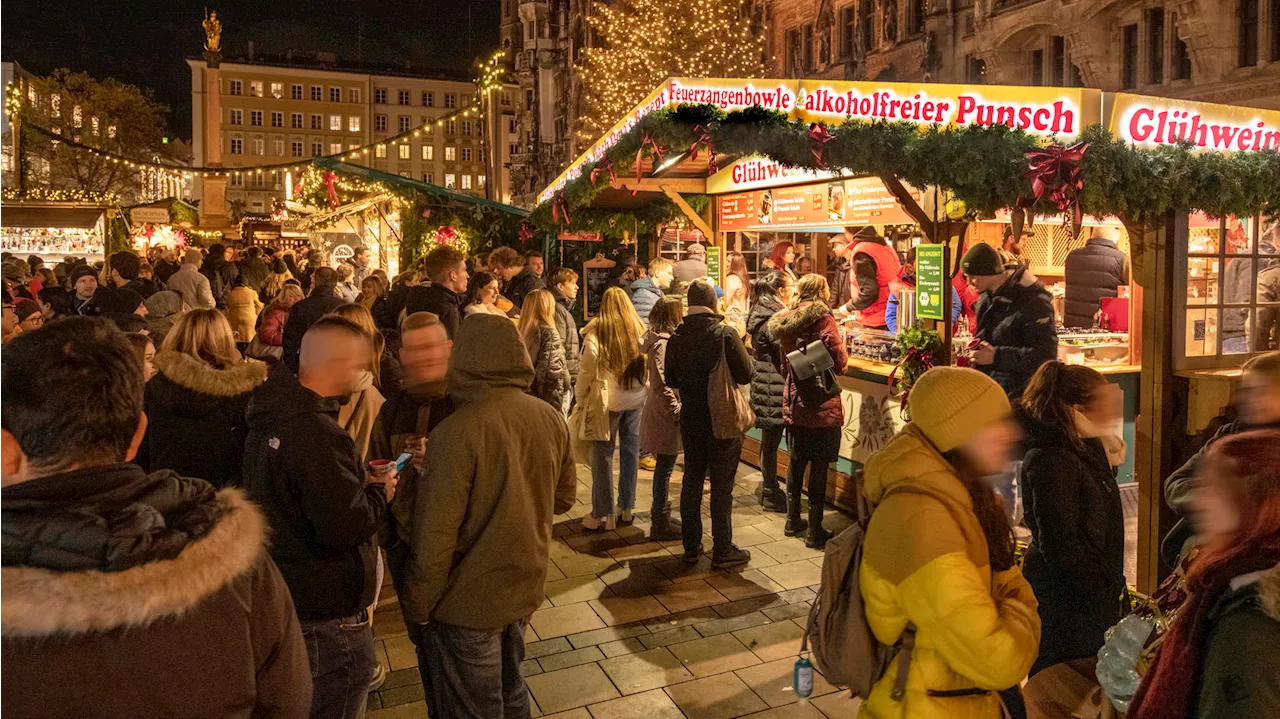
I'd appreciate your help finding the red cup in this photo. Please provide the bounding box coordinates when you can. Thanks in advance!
[368,459,394,476]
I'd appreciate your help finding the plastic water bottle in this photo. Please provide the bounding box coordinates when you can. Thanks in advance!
[794,655,814,699]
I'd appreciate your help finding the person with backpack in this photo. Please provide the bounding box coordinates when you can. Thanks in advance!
[858,366,1040,718]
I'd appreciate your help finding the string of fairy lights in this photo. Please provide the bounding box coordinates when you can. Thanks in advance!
[4,51,510,186]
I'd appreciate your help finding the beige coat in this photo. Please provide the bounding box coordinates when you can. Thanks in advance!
[338,371,386,460]
[226,285,264,344]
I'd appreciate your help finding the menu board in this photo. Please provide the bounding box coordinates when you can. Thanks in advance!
[705,246,722,287]
[718,177,918,232]
[915,244,946,321]
[583,264,613,319]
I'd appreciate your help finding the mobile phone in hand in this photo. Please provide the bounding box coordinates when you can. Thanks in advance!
[395,452,414,473]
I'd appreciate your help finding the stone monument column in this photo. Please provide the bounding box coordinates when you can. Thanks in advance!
[199,11,230,230]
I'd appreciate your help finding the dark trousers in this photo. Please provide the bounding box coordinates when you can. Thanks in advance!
[416,619,531,719]
[301,616,376,719]
[651,453,678,517]
[679,426,742,554]
[758,426,784,492]
[786,426,839,530]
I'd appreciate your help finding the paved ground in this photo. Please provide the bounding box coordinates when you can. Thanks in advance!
[366,462,864,718]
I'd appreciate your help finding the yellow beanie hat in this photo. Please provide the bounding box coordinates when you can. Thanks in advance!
[908,367,1011,453]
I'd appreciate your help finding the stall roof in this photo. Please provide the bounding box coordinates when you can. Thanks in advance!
[313,157,528,217]
[0,203,106,229]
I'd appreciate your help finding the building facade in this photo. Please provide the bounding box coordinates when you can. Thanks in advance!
[764,0,1280,109]
[187,52,521,224]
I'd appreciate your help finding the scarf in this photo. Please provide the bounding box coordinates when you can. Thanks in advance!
[1129,544,1280,719]
[1073,409,1127,468]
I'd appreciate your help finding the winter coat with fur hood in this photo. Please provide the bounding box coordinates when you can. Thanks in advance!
[768,300,849,429]
[141,351,268,488]
[1,464,311,718]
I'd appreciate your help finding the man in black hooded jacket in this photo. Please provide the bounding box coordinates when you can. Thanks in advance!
[201,243,240,309]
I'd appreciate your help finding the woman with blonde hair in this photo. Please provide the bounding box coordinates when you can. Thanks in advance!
[519,289,572,413]
[574,286,647,530]
[141,309,268,487]
[325,303,389,458]
[258,257,294,303]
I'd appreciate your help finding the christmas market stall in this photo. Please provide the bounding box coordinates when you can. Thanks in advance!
[1,188,122,263]
[125,197,204,255]
[536,76,1280,592]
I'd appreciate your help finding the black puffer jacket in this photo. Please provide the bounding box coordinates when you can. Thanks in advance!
[747,295,786,429]
[1017,408,1126,672]
[1063,238,1128,329]
[141,351,269,489]
[974,266,1059,401]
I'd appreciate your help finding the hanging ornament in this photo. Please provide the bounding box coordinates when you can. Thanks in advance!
[322,171,340,209]
[518,221,534,245]
[1019,142,1089,233]
[608,216,617,228]
[807,123,834,168]
[552,194,571,225]
[689,124,718,176]
[632,135,665,195]
[422,208,432,219]
[590,158,617,186]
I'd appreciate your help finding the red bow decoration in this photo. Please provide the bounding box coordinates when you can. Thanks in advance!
[551,194,570,225]
[589,158,617,186]
[1019,142,1088,230]
[322,171,340,209]
[887,346,936,419]
[689,124,718,176]
[519,221,534,245]
[808,123,834,168]
[434,226,458,246]
[632,135,665,195]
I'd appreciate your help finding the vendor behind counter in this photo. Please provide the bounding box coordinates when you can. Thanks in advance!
[1063,227,1129,329]
[829,227,900,330]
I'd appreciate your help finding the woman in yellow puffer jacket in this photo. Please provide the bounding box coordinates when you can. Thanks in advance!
[859,366,1041,718]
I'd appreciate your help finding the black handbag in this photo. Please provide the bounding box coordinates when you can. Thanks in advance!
[787,339,840,405]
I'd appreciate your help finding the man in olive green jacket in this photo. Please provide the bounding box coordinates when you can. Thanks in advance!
[400,314,577,718]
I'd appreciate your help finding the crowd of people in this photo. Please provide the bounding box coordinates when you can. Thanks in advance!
[2,230,1278,719]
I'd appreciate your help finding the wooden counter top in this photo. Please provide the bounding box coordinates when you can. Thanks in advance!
[843,358,1141,379]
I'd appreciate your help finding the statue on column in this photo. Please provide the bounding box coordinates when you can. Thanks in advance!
[202,10,222,53]
[882,0,899,46]
[817,0,835,68]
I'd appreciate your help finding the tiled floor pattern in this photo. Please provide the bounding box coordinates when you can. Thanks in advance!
[366,462,864,718]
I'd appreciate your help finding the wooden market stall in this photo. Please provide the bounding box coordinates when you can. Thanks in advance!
[536,77,1280,592]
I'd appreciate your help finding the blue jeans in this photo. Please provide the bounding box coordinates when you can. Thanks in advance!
[416,619,531,719]
[590,409,640,518]
[651,454,678,517]
[301,615,376,719]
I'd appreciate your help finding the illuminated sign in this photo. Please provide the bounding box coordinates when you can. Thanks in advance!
[719,177,917,231]
[1109,93,1280,153]
[708,156,850,194]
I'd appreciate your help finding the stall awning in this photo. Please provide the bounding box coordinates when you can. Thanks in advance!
[1,204,105,229]
[313,158,529,217]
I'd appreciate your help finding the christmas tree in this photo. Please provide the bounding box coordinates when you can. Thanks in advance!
[578,0,768,141]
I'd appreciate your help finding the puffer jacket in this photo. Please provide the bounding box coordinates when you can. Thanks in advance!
[747,295,786,429]
[974,266,1058,401]
[551,286,582,385]
[859,424,1041,719]
[639,330,681,456]
[629,277,664,327]
[524,325,572,412]
[769,300,849,429]
[1063,238,1128,329]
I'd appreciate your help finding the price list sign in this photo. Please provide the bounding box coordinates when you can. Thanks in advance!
[915,244,946,321]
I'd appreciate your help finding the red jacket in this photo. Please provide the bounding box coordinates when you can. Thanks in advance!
[768,301,849,429]
[257,303,290,346]
[850,240,901,328]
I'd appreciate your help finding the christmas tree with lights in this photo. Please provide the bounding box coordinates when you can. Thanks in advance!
[578,0,768,141]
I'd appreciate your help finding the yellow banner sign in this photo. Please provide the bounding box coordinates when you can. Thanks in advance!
[1109,93,1280,153]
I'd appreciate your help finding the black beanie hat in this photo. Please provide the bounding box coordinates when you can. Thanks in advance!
[961,243,1005,277]
[687,279,718,310]
[93,287,145,314]
[68,264,99,287]
[110,251,141,281]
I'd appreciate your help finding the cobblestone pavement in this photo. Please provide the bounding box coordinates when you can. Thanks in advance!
[366,462,864,718]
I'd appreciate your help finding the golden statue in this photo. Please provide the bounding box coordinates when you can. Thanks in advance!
[203,9,222,53]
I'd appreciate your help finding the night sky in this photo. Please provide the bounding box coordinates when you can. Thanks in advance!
[2,0,501,139]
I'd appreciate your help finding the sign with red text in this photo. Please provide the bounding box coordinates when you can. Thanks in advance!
[558,231,603,242]
[1109,93,1280,153]
[708,155,851,194]
[719,177,917,231]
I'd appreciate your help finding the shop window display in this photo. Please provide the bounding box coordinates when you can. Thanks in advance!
[1180,214,1280,364]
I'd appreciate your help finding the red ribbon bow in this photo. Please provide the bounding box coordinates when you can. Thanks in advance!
[807,123,834,168]
[1019,142,1088,229]
[689,124,718,176]
[322,171,340,209]
[552,194,570,225]
[434,226,458,246]
[589,158,617,186]
[632,135,665,195]
[519,221,534,245]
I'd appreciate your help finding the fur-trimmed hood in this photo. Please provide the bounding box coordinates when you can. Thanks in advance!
[2,486,267,638]
[1252,561,1280,622]
[152,350,268,397]
[767,300,832,340]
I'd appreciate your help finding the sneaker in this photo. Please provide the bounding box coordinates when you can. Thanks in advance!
[761,488,788,514]
[369,662,388,692]
[805,526,832,550]
[639,455,657,471]
[784,517,809,537]
[618,509,634,526]
[682,546,702,565]
[711,545,751,569]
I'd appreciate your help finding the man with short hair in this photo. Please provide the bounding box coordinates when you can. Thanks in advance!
[244,316,397,719]
[106,251,141,289]
[404,246,468,338]
[827,230,856,308]
[402,315,577,717]
[834,227,900,330]
[238,245,270,293]
[299,250,327,295]
[201,243,240,309]
[548,267,582,389]
[152,247,180,286]
[1063,226,1129,330]
[630,257,673,327]
[283,266,347,372]
[999,227,1032,270]
[962,242,1058,401]
[672,243,709,286]
[2,317,311,717]
[349,247,371,285]
[67,264,100,315]
[505,249,546,310]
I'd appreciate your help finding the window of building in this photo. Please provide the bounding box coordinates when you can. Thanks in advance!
[445,146,457,161]
[273,138,284,156]
[785,28,801,74]
[346,116,358,132]
[1239,0,1260,67]
[859,0,875,54]
[908,0,926,35]
[502,91,512,106]
[251,110,263,126]
[964,55,987,84]
[291,141,304,157]
[399,90,411,105]
[376,114,388,132]
[509,142,519,157]
[253,137,265,155]
[424,120,434,134]
[230,137,243,154]
[461,147,473,162]
[444,93,457,108]
[288,112,301,129]
[508,118,517,134]
[461,174,472,190]
[270,82,283,99]
[422,145,434,161]
[271,111,284,128]
[445,173,456,189]
[250,81,263,97]
[459,120,470,136]
[273,171,283,190]
[375,88,387,104]
[839,8,856,58]
[1172,14,1193,80]
[1030,49,1045,85]
[230,109,243,125]
[291,83,303,100]
[325,87,338,103]
[398,144,411,160]
[311,114,323,130]
[1122,24,1139,89]
[803,24,815,70]
[312,85,323,101]
[376,144,387,158]
[399,116,412,132]
[229,79,243,96]
[330,141,342,154]
[478,174,486,189]
[1051,36,1066,86]
[446,119,457,135]
[423,172,434,184]
[348,88,361,104]
[312,141,323,156]
[230,173,243,186]
[417,91,431,107]
[329,115,342,131]
[1147,8,1165,84]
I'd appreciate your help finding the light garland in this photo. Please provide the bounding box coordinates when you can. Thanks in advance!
[2,187,120,204]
